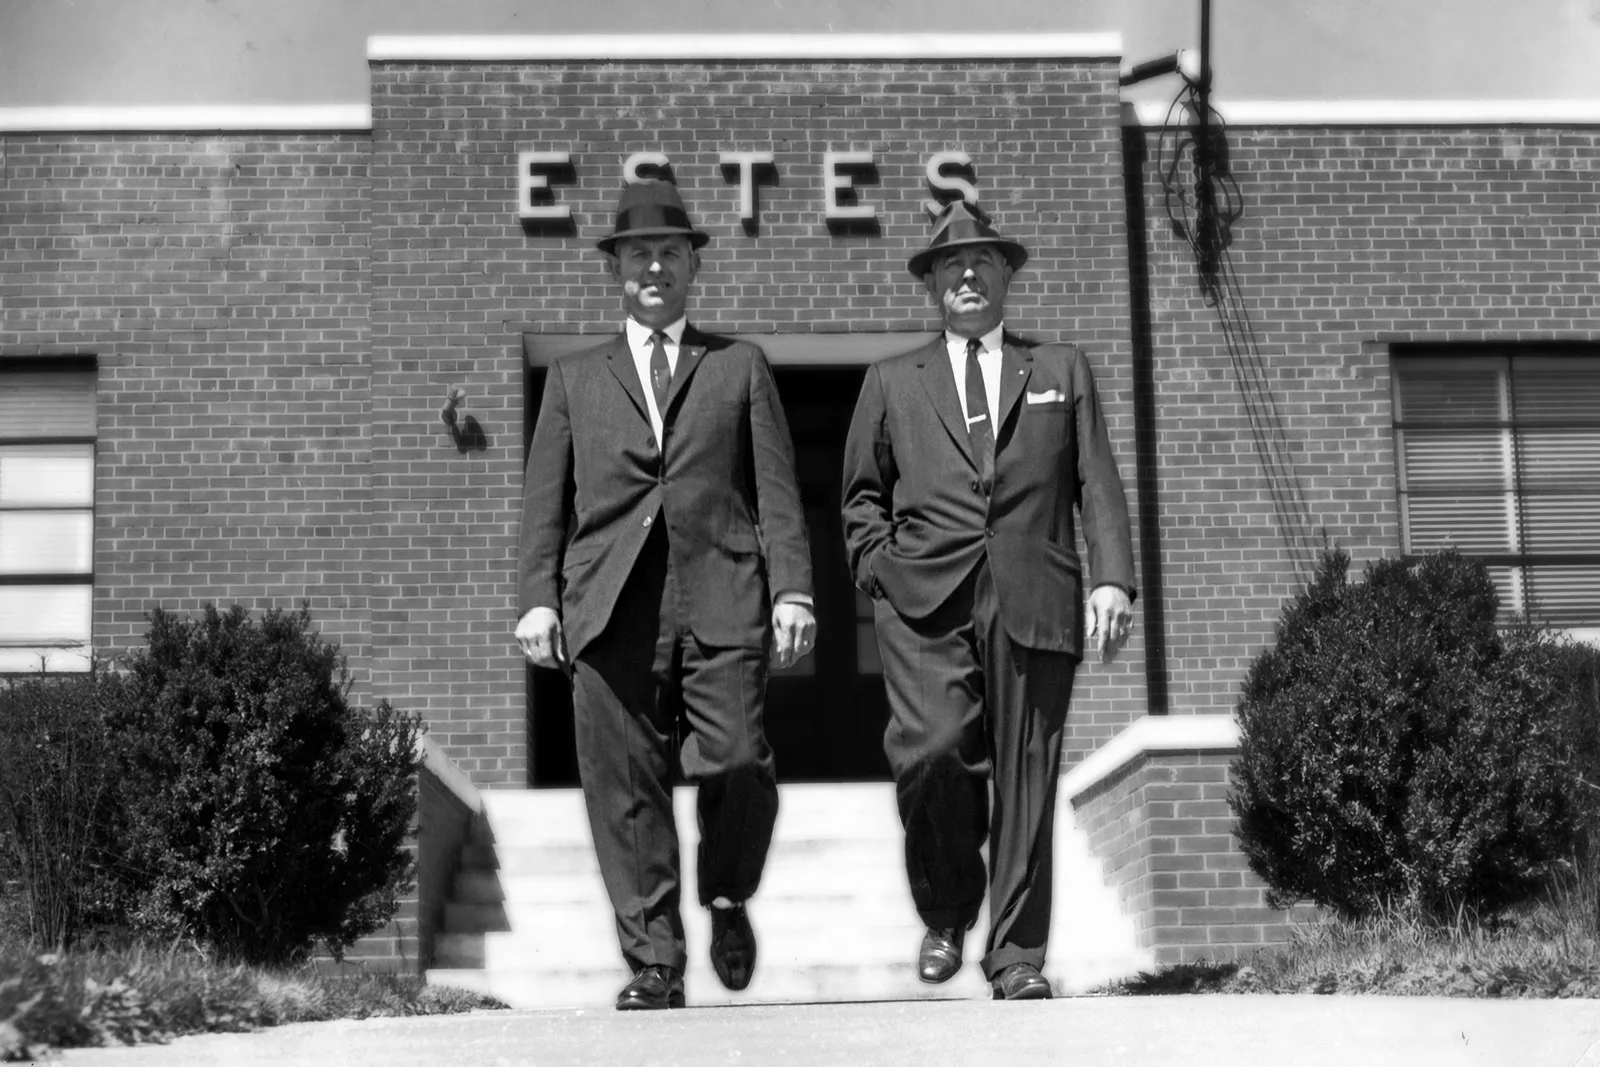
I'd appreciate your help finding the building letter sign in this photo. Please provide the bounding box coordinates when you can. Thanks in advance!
[518,150,574,221]
[514,150,982,228]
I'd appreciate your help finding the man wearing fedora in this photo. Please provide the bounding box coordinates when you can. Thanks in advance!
[517,179,815,1010]
[841,200,1136,1000]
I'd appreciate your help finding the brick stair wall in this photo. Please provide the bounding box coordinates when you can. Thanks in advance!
[1065,715,1320,967]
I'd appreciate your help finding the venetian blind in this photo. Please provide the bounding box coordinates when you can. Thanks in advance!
[1393,352,1600,626]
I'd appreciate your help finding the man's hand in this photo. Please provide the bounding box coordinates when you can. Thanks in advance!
[516,607,568,670]
[771,601,817,670]
[1087,585,1134,664]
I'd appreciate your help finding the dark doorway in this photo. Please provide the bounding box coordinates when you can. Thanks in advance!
[761,366,890,781]
[523,350,891,786]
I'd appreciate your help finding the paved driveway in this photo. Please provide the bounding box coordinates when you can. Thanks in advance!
[55,995,1600,1067]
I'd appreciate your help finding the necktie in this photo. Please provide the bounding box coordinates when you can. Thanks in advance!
[648,331,672,415]
[964,338,994,492]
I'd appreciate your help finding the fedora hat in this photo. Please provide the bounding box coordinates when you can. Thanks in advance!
[596,179,710,255]
[907,200,1029,279]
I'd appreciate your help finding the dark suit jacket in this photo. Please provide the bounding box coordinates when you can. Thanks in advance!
[841,336,1135,657]
[520,326,812,657]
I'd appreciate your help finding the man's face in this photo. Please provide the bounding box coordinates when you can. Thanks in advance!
[924,244,1013,339]
[606,234,699,329]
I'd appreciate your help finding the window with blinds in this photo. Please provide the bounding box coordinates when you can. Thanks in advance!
[1391,347,1600,628]
[0,362,97,672]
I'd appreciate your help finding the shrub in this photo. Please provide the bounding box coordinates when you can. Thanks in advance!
[0,671,132,948]
[1230,548,1577,921]
[107,604,422,965]
[1547,639,1600,928]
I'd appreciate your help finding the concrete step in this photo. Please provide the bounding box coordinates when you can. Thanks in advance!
[444,892,923,936]
[456,835,923,879]
[471,783,908,848]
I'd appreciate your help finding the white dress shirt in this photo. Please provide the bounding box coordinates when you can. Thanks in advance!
[945,324,1005,433]
[624,315,687,449]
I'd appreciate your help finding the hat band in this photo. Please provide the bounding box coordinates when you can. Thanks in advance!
[613,204,694,235]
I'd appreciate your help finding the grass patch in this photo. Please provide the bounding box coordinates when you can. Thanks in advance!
[1105,875,1600,999]
[0,937,505,1061]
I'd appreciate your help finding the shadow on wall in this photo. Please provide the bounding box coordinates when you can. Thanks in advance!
[441,388,489,454]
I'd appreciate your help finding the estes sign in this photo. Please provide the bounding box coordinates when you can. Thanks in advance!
[519,149,984,226]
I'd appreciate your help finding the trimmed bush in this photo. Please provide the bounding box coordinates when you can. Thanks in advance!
[1548,639,1600,929]
[0,671,131,948]
[108,604,422,965]
[1231,548,1577,920]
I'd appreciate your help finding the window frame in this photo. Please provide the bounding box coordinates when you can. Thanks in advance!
[0,355,98,674]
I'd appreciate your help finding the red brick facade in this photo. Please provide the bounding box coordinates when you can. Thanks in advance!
[5,61,1599,794]
[1127,123,1600,714]
[0,133,373,680]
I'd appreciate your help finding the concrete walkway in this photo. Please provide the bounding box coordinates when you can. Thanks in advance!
[53,995,1600,1067]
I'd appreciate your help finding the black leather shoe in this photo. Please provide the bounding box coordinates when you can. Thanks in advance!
[709,902,756,991]
[990,962,1053,1001]
[917,926,965,984]
[616,965,685,1010]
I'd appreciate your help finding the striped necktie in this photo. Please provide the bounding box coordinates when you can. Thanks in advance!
[649,330,671,413]
[964,338,994,492]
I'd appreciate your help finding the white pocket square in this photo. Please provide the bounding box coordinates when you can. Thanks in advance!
[1025,389,1066,405]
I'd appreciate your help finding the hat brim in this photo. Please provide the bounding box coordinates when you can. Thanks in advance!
[597,227,711,255]
[908,237,1029,279]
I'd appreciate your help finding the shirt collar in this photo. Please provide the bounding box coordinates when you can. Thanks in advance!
[945,324,1005,356]
[625,316,688,350]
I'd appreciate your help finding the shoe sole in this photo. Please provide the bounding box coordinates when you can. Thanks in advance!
[990,985,1053,1001]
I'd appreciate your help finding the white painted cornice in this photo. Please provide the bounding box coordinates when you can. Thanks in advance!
[368,33,1123,62]
[1062,713,1240,803]
[1124,98,1600,128]
[0,105,372,133]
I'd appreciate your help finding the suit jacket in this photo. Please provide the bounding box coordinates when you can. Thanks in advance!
[520,326,812,657]
[841,336,1135,657]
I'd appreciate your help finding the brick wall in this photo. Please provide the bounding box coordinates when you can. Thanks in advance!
[1071,748,1313,965]
[0,132,373,683]
[414,756,480,971]
[367,58,1146,782]
[1128,124,1600,715]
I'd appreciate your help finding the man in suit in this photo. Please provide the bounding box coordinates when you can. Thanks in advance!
[841,200,1136,1000]
[516,180,816,1010]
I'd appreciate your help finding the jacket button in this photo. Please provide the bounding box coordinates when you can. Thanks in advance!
[643,516,653,527]
[970,479,980,492]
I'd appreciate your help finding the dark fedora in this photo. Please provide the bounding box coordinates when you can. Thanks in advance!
[907,200,1029,279]
[596,179,710,255]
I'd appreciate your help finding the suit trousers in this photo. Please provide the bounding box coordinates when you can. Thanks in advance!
[873,555,1078,979]
[571,521,779,975]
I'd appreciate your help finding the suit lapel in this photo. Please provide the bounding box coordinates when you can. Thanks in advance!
[919,339,976,470]
[603,334,650,427]
[663,325,708,416]
[995,342,1034,449]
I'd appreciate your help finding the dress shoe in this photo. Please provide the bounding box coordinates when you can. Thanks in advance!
[990,962,1053,1001]
[616,965,685,1010]
[709,902,757,990]
[917,926,965,984]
